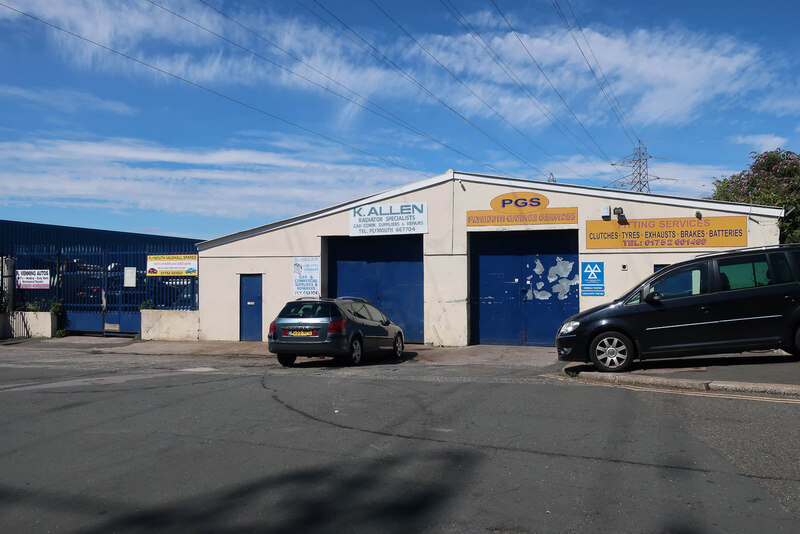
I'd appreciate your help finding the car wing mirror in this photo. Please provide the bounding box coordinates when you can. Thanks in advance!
[644,291,662,304]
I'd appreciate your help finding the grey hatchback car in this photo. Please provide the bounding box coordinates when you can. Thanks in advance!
[268,297,405,367]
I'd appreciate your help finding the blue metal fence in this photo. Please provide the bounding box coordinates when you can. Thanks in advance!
[1,220,200,334]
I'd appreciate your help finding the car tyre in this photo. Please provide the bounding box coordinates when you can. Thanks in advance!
[277,354,297,367]
[589,331,634,372]
[790,325,800,361]
[348,337,363,366]
[393,334,404,360]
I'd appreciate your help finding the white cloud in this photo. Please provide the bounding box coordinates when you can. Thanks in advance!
[729,134,788,152]
[647,161,739,198]
[2,0,777,133]
[0,135,418,220]
[0,84,135,115]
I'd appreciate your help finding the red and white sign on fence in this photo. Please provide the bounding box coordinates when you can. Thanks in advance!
[15,269,50,289]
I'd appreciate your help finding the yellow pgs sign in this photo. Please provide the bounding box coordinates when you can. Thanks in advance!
[586,216,747,249]
[146,254,198,276]
[467,191,578,226]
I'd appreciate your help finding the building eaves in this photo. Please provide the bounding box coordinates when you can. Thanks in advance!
[453,171,785,218]
[199,169,785,251]
[197,170,454,251]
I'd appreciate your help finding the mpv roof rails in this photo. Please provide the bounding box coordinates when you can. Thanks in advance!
[293,296,332,301]
[694,243,800,258]
[337,296,369,302]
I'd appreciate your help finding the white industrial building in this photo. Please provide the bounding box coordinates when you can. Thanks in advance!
[196,170,783,346]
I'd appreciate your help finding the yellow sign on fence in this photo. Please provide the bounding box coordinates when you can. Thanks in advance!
[467,192,578,226]
[586,216,747,249]
[146,254,198,276]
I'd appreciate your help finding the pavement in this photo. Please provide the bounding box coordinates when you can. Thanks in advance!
[2,335,800,396]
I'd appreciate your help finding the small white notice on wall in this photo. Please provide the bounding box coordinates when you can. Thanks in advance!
[293,257,320,297]
[124,267,137,288]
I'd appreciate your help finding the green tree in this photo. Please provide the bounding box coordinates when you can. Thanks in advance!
[711,149,800,243]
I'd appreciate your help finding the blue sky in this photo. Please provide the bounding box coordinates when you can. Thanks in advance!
[1,0,798,240]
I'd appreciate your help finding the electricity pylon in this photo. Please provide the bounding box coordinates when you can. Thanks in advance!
[609,140,651,192]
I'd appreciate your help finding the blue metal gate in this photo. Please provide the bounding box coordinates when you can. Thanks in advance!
[469,230,579,346]
[327,235,424,343]
[240,274,262,341]
[2,220,199,335]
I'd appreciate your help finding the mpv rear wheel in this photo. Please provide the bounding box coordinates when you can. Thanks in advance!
[348,337,363,366]
[791,326,800,360]
[589,331,634,372]
[277,354,297,367]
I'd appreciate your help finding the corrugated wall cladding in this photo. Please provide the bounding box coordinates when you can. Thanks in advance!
[1,220,201,333]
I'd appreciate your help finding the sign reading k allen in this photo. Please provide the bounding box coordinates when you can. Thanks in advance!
[467,192,578,226]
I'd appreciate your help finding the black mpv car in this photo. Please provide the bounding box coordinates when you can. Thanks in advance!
[268,297,404,367]
[556,244,800,372]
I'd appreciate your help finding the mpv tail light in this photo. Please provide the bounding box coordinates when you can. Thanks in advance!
[328,319,346,334]
[269,321,276,334]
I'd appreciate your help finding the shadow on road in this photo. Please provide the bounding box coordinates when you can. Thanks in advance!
[287,350,420,369]
[0,449,479,533]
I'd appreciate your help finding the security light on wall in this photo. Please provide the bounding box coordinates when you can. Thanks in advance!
[613,207,624,216]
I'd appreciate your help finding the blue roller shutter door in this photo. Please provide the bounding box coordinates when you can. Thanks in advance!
[470,230,579,346]
[328,235,424,343]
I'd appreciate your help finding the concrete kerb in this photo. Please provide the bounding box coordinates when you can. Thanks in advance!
[564,364,800,397]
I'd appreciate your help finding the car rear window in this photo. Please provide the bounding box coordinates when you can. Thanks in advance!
[718,254,769,290]
[347,302,371,320]
[278,301,332,318]
[768,252,794,284]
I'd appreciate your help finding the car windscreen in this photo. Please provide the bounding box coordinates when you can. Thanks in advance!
[278,302,332,319]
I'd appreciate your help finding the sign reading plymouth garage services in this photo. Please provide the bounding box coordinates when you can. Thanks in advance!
[586,216,747,249]
[349,202,428,236]
[467,192,577,226]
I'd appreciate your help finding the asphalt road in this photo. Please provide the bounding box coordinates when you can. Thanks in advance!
[1,348,799,533]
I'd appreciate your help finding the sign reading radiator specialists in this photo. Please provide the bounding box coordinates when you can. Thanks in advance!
[146,255,198,276]
[586,216,747,249]
[349,202,428,236]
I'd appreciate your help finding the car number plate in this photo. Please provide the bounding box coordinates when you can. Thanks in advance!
[289,330,314,336]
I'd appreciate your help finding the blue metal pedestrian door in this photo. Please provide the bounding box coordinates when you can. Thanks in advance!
[240,274,262,341]
[469,230,579,345]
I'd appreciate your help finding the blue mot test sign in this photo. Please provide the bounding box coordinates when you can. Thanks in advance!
[349,202,428,236]
[581,262,605,296]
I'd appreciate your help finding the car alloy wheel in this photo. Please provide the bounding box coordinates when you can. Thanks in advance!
[394,334,404,359]
[589,331,634,372]
[349,337,362,365]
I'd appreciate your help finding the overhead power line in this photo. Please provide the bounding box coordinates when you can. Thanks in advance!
[147,0,510,176]
[0,2,428,178]
[490,0,621,172]
[369,0,585,180]
[308,0,549,178]
[551,0,637,145]
[438,0,619,182]
[563,0,639,142]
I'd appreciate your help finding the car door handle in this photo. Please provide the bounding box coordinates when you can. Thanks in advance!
[785,295,797,302]
[699,306,710,313]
